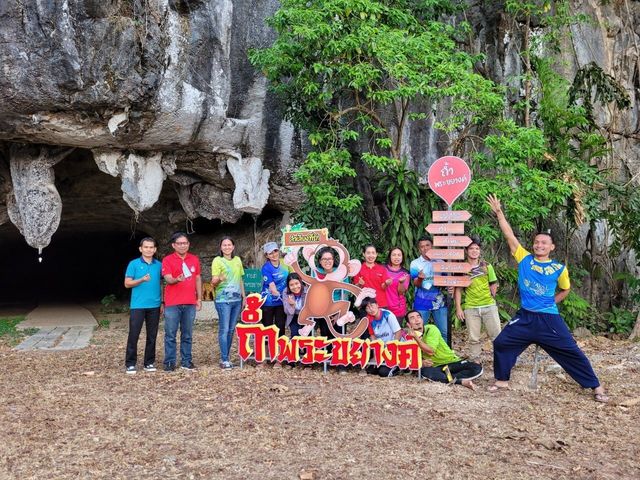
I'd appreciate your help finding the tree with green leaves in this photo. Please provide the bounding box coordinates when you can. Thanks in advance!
[250,0,502,220]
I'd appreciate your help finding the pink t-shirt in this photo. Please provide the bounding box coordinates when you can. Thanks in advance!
[353,262,389,307]
[385,266,410,318]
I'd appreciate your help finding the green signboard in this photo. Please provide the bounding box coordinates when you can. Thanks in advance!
[243,268,263,293]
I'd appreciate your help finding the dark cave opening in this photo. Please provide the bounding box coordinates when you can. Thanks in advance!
[0,228,150,306]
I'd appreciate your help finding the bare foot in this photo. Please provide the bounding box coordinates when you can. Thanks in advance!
[461,379,477,390]
[488,380,510,392]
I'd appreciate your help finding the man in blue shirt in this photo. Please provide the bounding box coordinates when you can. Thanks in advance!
[487,195,608,402]
[410,235,449,343]
[124,237,163,374]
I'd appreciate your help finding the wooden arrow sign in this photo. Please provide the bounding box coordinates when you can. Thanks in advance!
[433,235,473,247]
[425,223,465,235]
[434,275,472,287]
[432,210,471,222]
[432,262,472,273]
[425,249,465,260]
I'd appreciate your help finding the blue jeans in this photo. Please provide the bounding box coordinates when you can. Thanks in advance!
[418,306,448,342]
[215,301,242,362]
[164,304,196,366]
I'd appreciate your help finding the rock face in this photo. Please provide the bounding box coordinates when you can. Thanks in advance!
[0,0,638,306]
[0,0,302,250]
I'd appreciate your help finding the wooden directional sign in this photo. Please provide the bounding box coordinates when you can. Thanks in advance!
[434,275,472,287]
[425,249,465,260]
[433,235,473,247]
[432,210,472,222]
[425,223,465,235]
[432,262,472,274]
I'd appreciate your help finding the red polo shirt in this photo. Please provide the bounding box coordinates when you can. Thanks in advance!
[353,262,389,307]
[162,252,201,306]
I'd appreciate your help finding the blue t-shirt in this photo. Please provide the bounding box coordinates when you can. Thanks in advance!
[515,246,569,314]
[409,256,445,311]
[125,257,162,309]
[261,261,289,307]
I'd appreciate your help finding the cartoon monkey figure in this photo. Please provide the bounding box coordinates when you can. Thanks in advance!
[284,239,375,338]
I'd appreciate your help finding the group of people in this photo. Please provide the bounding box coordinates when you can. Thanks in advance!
[123,195,608,402]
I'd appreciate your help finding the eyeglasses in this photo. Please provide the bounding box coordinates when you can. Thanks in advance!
[174,242,189,246]
[320,257,333,262]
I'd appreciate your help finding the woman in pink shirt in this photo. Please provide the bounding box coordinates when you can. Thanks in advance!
[385,247,410,323]
[353,244,391,308]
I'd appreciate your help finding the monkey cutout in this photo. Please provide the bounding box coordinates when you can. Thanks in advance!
[284,239,375,339]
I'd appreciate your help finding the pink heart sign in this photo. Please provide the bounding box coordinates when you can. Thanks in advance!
[427,156,471,207]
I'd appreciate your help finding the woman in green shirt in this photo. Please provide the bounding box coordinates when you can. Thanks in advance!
[454,238,501,361]
[211,237,245,369]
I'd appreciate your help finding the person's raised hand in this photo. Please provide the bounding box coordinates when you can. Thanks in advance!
[486,194,502,215]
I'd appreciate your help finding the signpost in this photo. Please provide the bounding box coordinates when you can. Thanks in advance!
[432,262,472,274]
[432,210,472,222]
[433,235,473,247]
[425,249,466,260]
[427,156,473,347]
[425,223,465,235]
[433,276,472,288]
[427,156,472,207]
[242,268,263,294]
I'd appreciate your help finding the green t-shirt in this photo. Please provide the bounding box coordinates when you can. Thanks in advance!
[421,324,459,366]
[462,263,497,309]
[211,256,244,303]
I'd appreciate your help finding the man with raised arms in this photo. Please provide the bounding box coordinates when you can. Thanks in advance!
[486,194,608,402]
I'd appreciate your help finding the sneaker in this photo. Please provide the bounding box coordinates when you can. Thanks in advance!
[125,365,137,374]
[220,361,233,369]
[144,364,157,372]
[164,363,176,372]
[181,362,197,371]
[387,366,400,377]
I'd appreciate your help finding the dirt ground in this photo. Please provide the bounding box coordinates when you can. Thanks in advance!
[0,308,638,480]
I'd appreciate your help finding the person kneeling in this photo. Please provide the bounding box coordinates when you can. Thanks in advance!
[406,310,482,389]
[362,297,402,378]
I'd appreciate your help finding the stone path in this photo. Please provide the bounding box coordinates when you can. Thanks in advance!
[15,326,95,351]
[15,304,97,351]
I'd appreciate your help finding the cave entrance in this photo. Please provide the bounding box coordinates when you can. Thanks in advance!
[0,228,150,306]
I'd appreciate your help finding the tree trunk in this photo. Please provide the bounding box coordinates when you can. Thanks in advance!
[629,311,640,341]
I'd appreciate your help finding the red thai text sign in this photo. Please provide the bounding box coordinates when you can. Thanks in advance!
[235,324,422,370]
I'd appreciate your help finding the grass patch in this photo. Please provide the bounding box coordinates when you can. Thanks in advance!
[97,318,111,329]
[0,316,35,347]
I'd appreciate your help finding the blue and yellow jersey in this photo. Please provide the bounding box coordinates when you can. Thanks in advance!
[514,245,569,314]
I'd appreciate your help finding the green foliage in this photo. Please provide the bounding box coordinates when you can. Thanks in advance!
[459,120,573,242]
[97,318,111,329]
[569,62,631,126]
[100,294,128,314]
[294,197,373,257]
[377,162,438,258]
[603,307,636,335]
[250,0,502,211]
[559,291,599,332]
[0,316,35,346]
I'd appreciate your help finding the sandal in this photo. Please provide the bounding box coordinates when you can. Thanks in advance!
[594,392,610,403]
